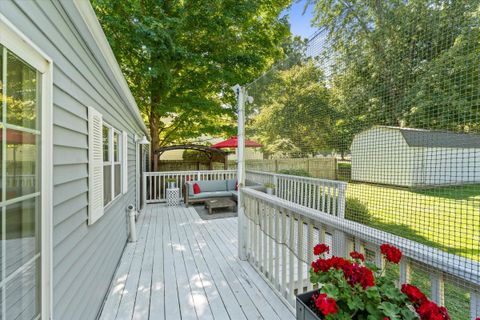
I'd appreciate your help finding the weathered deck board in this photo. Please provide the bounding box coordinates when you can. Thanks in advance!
[99,204,295,320]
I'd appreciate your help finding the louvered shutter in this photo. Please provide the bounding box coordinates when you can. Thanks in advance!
[88,107,104,225]
[122,131,129,194]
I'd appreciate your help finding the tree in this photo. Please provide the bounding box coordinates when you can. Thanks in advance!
[305,0,480,153]
[248,60,334,157]
[93,0,291,169]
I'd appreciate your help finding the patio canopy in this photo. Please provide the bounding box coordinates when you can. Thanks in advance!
[212,136,262,149]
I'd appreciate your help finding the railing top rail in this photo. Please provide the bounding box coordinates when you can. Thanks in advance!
[242,187,480,287]
[246,169,348,187]
[144,170,236,176]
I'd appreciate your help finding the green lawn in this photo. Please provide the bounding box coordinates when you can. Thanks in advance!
[346,182,480,262]
[346,182,479,320]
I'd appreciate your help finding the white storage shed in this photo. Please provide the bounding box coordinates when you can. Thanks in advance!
[351,126,480,187]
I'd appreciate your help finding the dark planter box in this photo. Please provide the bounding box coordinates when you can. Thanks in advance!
[296,290,322,320]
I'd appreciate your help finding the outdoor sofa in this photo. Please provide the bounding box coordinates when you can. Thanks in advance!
[184,179,264,206]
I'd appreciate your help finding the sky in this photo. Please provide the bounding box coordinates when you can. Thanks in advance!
[287,0,317,40]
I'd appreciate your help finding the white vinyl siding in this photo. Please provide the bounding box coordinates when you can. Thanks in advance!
[351,127,415,187]
[88,107,104,225]
[0,3,147,319]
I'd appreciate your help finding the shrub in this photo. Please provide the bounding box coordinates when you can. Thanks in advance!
[345,197,371,224]
[278,168,311,177]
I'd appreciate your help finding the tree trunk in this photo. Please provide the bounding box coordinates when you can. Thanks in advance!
[149,109,160,171]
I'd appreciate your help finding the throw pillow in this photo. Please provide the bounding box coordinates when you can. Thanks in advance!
[193,183,201,194]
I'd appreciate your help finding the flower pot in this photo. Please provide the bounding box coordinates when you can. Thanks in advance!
[266,188,274,195]
[296,290,322,320]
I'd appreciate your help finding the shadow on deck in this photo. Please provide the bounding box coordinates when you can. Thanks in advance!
[99,204,295,320]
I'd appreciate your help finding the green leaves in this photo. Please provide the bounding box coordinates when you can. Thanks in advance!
[379,301,402,319]
[93,0,291,153]
[248,59,335,157]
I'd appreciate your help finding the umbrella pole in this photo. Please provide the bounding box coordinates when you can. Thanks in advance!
[235,84,247,261]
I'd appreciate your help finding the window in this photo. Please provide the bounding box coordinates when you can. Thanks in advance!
[103,124,122,206]
[0,45,41,320]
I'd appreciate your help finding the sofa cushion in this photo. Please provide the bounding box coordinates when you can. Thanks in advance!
[190,191,234,199]
[196,180,227,192]
[226,179,236,191]
[187,180,227,195]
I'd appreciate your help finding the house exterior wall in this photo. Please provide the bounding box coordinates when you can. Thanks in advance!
[414,147,480,186]
[0,1,146,319]
[351,127,415,187]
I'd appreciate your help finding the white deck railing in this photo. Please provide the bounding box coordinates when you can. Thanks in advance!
[246,170,347,217]
[144,169,347,214]
[143,170,236,203]
[6,175,36,188]
[241,188,480,319]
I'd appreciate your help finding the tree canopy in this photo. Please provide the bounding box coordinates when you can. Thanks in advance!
[247,0,480,158]
[93,0,291,168]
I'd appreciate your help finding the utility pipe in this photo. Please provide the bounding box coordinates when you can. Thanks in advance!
[127,204,137,242]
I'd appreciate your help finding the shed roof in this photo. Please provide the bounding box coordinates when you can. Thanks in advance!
[377,126,480,148]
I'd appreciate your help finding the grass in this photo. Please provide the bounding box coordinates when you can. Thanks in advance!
[347,182,480,262]
[346,182,479,320]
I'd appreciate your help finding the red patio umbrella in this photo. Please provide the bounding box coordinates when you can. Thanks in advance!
[0,129,37,144]
[212,136,262,149]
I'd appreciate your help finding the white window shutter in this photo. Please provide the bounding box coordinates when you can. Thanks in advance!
[88,107,104,225]
[122,131,129,194]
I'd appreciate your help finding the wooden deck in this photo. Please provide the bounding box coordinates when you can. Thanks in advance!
[99,204,295,320]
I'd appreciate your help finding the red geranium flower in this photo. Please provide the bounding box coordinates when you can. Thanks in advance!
[311,258,329,273]
[342,263,375,289]
[401,284,428,305]
[311,257,351,273]
[380,244,402,264]
[416,301,450,320]
[314,293,338,316]
[313,244,330,255]
[350,251,365,261]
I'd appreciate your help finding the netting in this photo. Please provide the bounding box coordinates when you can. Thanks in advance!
[243,2,480,318]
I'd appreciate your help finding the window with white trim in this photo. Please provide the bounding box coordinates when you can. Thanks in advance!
[0,44,42,320]
[103,124,122,206]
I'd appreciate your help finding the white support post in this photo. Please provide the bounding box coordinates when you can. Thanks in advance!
[399,258,411,285]
[332,229,346,258]
[235,84,248,261]
[471,290,480,320]
[337,183,346,219]
[430,272,445,306]
[273,174,278,195]
[143,172,147,206]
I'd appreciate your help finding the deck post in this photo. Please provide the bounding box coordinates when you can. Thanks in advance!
[235,84,248,260]
[471,290,480,319]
